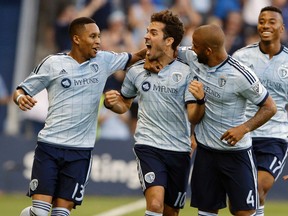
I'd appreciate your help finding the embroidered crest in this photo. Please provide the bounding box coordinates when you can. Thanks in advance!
[90,63,99,73]
[172,72,182,83]
[278,65,288,78]
[30,179,38,191]
[218,76,227,87]
[144,172,155,183]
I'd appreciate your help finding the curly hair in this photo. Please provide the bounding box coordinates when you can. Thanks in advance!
[150,10,184,51]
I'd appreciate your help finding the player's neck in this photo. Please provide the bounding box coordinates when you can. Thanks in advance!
[259,41,282,59]
[68,49,87,64]
[208,51,228,67]
[158,52,175,68]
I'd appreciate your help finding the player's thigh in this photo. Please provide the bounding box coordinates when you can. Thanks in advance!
[56,150,92,206]
[165,151,191,209]
[190,145,226,210]
[224,149,257,212]
[133,145,168,189]
[29,145,60,196]
[253,138,288,180]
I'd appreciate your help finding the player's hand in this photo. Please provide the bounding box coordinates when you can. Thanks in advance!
[220,124,248,146]
[18,95,37,111]
[104,90,120,108]
[283,175,288,181]
[189,80,204,100]
[143,55,162,73]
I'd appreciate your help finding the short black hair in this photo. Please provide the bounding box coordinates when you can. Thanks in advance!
[68,17,96,40]
[260,6,283,17]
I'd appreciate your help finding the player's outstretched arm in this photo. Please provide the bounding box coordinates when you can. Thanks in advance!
[13,88,37,111]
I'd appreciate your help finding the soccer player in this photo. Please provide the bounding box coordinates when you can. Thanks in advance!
[177,24,277,216]
[13,17,146,216]
[104,10,205,216]
[232,6,288,216]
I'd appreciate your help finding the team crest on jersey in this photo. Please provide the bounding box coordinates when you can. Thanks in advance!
[278,65,288,78]
[90,63,99,73]
[218,76,227,87]
[144,172,155,183]
[29,179,38,191]
[61,78,72,88]
[172,72,182,83]
[142,81,151,91]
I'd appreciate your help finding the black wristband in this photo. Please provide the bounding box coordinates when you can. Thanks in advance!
[196,94,206,105]
[103,100,113,109]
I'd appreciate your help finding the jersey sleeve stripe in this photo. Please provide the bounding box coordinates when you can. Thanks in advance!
[228,57,257,84]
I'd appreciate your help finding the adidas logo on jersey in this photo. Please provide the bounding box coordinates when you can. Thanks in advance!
[59,69,68,75]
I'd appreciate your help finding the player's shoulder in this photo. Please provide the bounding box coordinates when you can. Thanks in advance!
[42,53,67,62]
[233,43,259,56]
[125,60,145,76]
[126,59,145,72]
[175,57,189,66]
[96,50,128,57]
[281,45,288,55]
[227,56,258,82]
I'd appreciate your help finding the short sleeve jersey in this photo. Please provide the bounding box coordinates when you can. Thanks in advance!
[178,47,269,151]
[233,43,288,140]
[18,51,130,149]
[121,60,193,152]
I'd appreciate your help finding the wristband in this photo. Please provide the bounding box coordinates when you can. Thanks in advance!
[103,100,113,109]
[196,94,206,105]
[16,94,24,105]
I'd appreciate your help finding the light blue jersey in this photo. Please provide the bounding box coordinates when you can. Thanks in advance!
[178,47,269,151]
[121,60,193,152]
[233,43,288,140]
[19,51,130,149]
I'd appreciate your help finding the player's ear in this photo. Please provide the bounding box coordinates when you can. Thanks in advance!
[166,37,174,47]
[73,35,80,45]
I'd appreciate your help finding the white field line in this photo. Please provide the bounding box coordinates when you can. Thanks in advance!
[93,198,146,216]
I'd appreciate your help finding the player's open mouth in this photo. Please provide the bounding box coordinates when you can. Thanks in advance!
[146,44,151,55]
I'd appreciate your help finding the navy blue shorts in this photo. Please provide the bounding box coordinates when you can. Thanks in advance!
[253,137,288,180]
[191,144,258,212]
[133,145,191,209]
[28,143,92,206]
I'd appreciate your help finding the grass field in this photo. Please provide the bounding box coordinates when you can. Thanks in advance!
[1,193,287,216]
